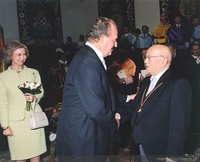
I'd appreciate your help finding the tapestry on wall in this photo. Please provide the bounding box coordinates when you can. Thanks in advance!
[17,0,63,46]
[98,0,135,37]
[159,0,200,23]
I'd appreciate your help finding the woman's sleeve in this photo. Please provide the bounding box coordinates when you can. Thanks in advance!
[0,78,9,127]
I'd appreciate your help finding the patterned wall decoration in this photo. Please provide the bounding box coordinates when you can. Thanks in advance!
[98,0,135,37]
[159,0,170,16]
[159,0,200,24]
[17,0,63,46]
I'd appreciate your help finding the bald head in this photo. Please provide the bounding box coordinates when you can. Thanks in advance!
[144,45,172,76]
[149,44,172,61]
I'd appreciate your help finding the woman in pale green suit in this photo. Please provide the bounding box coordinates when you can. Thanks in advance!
[0,40,46,161]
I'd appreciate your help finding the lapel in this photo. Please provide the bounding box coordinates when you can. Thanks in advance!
[84,45,107,72]
[136,69,172,123]
[84,45,116,112]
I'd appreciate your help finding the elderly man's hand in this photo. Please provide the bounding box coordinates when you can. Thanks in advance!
[115,113,121,129]
[127,94,136,102]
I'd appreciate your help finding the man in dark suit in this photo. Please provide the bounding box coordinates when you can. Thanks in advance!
[185,43,200,104]
[167,15,191,51]
[185,43,200,154]
[116,44,192,161]
[55,17,134,162]
[165,42,186,78]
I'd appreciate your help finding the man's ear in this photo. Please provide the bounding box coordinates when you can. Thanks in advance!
[162,57,169,67]
[101,35,108,43]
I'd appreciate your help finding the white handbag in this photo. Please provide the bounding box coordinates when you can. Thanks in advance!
[29,100,49,130]
[30,111,49,129]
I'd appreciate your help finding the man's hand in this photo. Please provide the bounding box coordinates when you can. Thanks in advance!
[115,113,121,130]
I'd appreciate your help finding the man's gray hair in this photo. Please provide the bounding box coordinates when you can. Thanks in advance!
[86,17,116,42]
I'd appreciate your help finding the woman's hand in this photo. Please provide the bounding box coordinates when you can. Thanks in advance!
[3,127,14,136]
[25,93,36,102]
[118,76,134,84]
[118,78,126,84]
[125,76,134,84]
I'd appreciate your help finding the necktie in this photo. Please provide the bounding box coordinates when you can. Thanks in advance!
[146,77,156,96]
[177,25,180,32]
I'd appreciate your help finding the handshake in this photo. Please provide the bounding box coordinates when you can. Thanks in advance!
[114,93,136,129]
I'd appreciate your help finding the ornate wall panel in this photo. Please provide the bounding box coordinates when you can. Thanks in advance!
[98,0,135,37]
[17,0,63,46]
[160,0,200,23]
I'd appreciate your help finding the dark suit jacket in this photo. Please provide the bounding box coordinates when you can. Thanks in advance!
[55,45,117,161]
[119,68,192,156]
[170,52,187,78]
[184,55,200,107]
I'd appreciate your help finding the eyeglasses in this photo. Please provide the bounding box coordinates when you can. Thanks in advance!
[143,55,165,60]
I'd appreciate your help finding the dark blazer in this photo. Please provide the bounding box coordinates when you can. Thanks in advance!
[185,55,200,107]
[55,45,117,161]
[119,68,192,156]
[170,52,187,78]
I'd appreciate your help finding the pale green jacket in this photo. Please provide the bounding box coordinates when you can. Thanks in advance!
[0,66,44,127]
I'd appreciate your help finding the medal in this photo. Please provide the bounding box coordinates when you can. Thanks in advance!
[137,107,142,113]
[138,82,163,113]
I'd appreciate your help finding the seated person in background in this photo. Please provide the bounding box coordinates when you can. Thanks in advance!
[76,34,85,50]
[108,48,137,95]
[133,48,151,93]
[125,28,138,55]
[152,15,171,44]
[140,48,148,70]
[127,28,141,61]
[63,36,77,65]
[139,48,151,80]
[51,48,68,89]
[167,14,191,51]
[190,17,200,44]
[118,26,132,50]
[132,28,141,38]
[137,25,153,49]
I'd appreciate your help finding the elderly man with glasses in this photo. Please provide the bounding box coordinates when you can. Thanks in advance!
[116,44,192,161]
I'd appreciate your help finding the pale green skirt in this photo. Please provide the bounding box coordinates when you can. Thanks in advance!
[8,110,47,160]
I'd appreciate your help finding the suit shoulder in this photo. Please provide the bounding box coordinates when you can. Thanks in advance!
[169,72,190,86]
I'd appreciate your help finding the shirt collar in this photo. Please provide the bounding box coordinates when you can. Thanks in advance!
[150,68,169,83]
[192,55,198,59]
